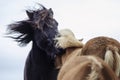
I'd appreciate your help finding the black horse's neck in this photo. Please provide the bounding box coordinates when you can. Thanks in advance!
[31,42,54,66]
[24,41,58,80]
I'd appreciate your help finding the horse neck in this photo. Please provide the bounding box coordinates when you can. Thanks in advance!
[31,42,44,55]
[55,47,77,69]
[62,47,82,65]
[28,42,56,80]
[30,42,54,65]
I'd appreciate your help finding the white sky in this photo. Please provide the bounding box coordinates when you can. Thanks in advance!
[0,0,120,80]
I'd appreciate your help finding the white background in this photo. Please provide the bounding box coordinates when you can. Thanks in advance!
[0,0,120,80]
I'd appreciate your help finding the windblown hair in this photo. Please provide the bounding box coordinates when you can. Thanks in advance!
[7,4,57,46]
[55,28,84,49]
[81,36,120,78]
[7,20,34,46]
[105,45,120,77]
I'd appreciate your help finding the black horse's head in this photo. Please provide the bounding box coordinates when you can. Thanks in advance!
[7,4,61,58]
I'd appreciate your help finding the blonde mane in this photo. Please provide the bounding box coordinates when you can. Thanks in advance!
[55,29,83,49]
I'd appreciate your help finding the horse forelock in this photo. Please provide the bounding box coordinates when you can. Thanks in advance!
[26,4,57,30]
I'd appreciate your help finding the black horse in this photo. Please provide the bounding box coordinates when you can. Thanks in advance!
[6,4,64,80]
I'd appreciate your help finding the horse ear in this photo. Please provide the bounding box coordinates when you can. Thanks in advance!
[48,8,53,17]
[26,10,33,20]
[79,38,83,41]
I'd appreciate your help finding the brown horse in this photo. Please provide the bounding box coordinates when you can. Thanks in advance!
[55,29,119,80]
[55,37,118,80]
[81,36,120,78]
[56,54,118,80]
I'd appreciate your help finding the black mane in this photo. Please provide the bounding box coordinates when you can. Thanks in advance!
[7,20,34,46]
[7,4,57,46]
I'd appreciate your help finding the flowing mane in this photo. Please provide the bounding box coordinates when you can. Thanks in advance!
[7,4,56,46]
[7,20,34,46]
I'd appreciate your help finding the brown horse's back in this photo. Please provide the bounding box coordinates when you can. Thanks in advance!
[81,36,120,59]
